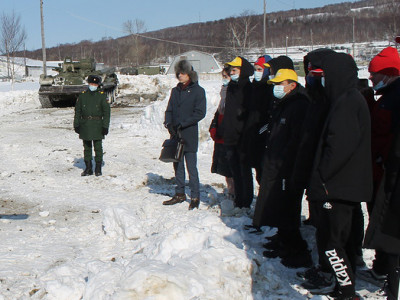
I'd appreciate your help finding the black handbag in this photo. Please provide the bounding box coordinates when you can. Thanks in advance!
[159,135,185,163]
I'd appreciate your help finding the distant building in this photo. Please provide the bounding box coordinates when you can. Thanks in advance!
[167,50,222,74]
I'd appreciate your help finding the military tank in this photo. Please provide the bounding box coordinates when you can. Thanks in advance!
[38,57,118,108]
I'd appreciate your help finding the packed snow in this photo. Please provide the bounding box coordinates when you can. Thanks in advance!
[0,68,383,299]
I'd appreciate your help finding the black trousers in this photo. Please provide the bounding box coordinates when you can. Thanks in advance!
[315,200,360,297]
[225,145,253,208]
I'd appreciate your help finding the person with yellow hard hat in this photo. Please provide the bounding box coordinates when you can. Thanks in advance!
[253,68,312,269]
[219,56,254,209]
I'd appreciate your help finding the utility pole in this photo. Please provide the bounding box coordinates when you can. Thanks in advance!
[40,0,47,76]
[263,0,267,53]
[352,15,355,58]
[310,29,313,51]
[285,36,288,56]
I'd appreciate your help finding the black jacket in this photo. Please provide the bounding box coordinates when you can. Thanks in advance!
[291,49,334,190]
[164,81,206,152]
[307,53,372,203]
[253,84,310,228]
[364,78,400,254]
[240,77,273,168]
[221,57,254,146]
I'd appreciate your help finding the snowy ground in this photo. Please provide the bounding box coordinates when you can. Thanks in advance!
[0,73,383,300]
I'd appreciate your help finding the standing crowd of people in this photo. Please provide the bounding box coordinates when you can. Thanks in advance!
[161,46,400,300]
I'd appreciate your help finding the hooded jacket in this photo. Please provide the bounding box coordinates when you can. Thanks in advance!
[307,52,372,203]
[267,56,295,74]
[221,57,254,146]
[291,49,334,189]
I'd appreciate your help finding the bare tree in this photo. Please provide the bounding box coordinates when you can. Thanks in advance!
[227,11,258,55]
[0,10,27,82]
[123,19,146,66]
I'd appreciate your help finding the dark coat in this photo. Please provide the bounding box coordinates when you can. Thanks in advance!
[220,57,254,146]
[364,78,400,255]
[240,77,273,169]
[74,89,111,141]
[307,53,373,203]
[253,85,310,228]
[164,81,206,153]
[370,79,400,185]
[291,49,333,190]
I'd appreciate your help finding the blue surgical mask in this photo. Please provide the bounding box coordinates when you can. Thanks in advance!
[230,74,239,82]
[89,85,98,92]
[254,71,263,82]
[222,78,230,86]
[273,85,287,99]
[373,80,386,91]
[321,77,326,88]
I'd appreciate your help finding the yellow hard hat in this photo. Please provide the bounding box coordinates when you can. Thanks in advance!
[225,57,242,67]
[267,69,298,84]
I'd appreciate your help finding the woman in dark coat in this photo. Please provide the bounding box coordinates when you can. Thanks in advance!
[163,60,207,210]
[220,56,254,208]
[209,66,234,198]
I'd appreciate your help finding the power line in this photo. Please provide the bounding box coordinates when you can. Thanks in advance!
[67,11,232,50]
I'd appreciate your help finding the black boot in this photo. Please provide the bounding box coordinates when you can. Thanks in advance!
[81,161,93,176]
[163,193,186,205]
[95,162,102,176]
[188,198,200,210]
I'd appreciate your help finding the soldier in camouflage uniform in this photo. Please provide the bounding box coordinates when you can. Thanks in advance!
[74,75,111,176]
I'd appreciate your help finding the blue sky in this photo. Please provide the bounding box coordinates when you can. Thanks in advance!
[3,0,350,51]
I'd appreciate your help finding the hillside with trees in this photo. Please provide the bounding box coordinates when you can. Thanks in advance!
[22,0,399,67]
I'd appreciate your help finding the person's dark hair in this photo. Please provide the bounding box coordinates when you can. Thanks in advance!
[222,66,231,75]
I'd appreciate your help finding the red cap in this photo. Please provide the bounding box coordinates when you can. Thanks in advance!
[369,47,400,76]
[254,56,266,69]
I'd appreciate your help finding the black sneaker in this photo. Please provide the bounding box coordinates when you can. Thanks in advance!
[263,249,281,258]
[301,271,335,294]
[281,249,313,269]
[357,268,386,287]
[263,239,282,251]
[327,289,361,300]
[297,265,322,281]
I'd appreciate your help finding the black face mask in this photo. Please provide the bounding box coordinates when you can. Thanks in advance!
[306,74,321,87]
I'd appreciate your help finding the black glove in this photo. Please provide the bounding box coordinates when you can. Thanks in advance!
[102,127,109,135]
[74,127,80,134]
[167,124,176,136]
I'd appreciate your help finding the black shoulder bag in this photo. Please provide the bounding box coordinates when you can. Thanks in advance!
[159,130,185,163]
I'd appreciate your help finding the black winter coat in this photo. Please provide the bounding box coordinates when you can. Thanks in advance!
[253,85,310,228]
[307,53,372,203]
[240,77,273,168]
[220,57,254,146]
[364,78,400,255]
[291,49,334,190]
[164,81,206,152]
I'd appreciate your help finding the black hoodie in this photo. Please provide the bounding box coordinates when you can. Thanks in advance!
[221,56,254,146]
[291,49,334,189]
[307,52,372,203]
[267,56,295,74]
